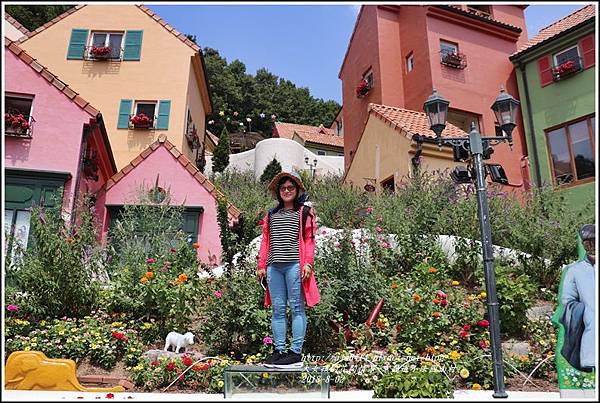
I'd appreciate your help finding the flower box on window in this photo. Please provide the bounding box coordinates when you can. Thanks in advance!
[84,46,121,61]
[552,58,583,81]
[129,113,155,129]
[441,52,467,69]
[5,113,33,137]
[356,79,371,98]
[90,46,112,58]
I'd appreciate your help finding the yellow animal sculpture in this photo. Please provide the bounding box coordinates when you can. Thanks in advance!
[5,351,125,392]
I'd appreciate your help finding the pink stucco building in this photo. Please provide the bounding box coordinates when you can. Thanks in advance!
[95,136,241,264]
[4,38,116,252]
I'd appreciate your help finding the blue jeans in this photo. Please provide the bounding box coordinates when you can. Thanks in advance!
[267,262,306,354]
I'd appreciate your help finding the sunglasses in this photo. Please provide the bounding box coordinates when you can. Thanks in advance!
[279,185,297,193]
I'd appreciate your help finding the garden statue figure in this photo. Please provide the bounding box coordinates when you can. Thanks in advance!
[257,171,320,368]
[552,224,596,397]
[164,331,195,353]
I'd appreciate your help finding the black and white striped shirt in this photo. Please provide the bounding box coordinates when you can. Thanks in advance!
[267,208,300,265]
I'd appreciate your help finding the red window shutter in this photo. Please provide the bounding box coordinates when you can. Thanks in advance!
[579,35,595,69]
[537,56,553,87]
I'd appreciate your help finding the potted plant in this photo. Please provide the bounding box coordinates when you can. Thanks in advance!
[130,113,154,129]
[90,46,112,59]
[555,60,578,78]
[442,52,462,66]
[5,113,30,135]
[356,79,370,98]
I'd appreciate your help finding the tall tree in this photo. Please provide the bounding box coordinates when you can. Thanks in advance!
[212,126,231,174]
[260,158,282,184]
[5,5,74,32]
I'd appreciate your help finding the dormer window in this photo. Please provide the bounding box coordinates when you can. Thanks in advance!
[466,5,492,17]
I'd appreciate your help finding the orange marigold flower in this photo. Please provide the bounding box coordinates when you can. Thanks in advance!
[472,383,482,390]
[432,311,442,318]
[390,283,399,289]
[428,267,438,273]
[413,293,422,302]
[145,271,154,279]
[192,242,200,249]
[140,276,149,284]
[178,273,188,283]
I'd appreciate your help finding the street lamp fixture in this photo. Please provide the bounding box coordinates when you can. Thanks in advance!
[305,156,318,177]
[421,87,520,399]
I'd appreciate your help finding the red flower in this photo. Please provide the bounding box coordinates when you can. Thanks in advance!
[462,324,471,331]
[432,298,440,305]
[150,360,159,367]
[131,113,153,127]
[106,393,115,399]
[436,291,447,300]
[440,299,448,307]
[206,277,214,284]
[458,330,470,339]
[192,363,210,371]
[356,79,370,96]
[477,319,490,328]
[166,361,176,371]
[479,340,490,349]
[91,46,111,56]
[182,355,193,367]
[111,331,128,342]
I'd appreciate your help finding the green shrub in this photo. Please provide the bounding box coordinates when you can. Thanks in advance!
[373,369,453,398]
[495,265,536,337]
[6,192,103,320]
[259,157,282,184]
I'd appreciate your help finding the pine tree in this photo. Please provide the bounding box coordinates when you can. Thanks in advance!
[212,126,230,173]
[260,158,282,184]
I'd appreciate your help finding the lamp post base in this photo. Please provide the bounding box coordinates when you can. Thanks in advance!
[493,391,509,398]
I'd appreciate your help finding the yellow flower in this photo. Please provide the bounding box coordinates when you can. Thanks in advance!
[479,292,487,299]
[111,321,123,327]
[472,383,482,390]
[217,380,224,388]
[404,347,413,355]
[58,330,65,336]
[142,322,153,329]
[262,372,269,379]
[449,351,461,361]
[413,293,422,302]
[468,295,476,301]
[460,368,470,378]
[24,346,31,351]
[451,280,460,286]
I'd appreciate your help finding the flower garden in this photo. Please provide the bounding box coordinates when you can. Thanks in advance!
[4,169,594,397]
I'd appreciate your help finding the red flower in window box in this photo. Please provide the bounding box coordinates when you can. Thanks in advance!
[130,113,153,128]
[556,60,577,75]
[356,79,370,97]
[90,46,112,57]
[5,113,30,133]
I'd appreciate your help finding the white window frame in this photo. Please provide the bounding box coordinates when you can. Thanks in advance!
[88,31,124,58]
[5,93,35,128]
[553,44,580,66]
[363,68,374,89]
[406,53,414,73]
[134,100,157,118]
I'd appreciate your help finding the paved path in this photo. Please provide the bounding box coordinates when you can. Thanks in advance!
[3,389,571,401]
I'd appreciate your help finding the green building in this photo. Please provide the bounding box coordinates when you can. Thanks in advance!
[510,5,595,213]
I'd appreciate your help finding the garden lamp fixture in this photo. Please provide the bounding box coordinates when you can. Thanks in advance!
[423,88,449,145]
[491,87,520,147]
[305,156,318,177]
[418,87,522,399]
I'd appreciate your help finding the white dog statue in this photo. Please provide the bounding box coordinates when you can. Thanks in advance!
[164,331,195,353]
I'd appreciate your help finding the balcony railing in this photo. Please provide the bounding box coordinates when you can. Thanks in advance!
[128,114,156,130]
[440,51,467,69]
[83,46,123,61]
[552,56,583,82]
[5,114,34,138]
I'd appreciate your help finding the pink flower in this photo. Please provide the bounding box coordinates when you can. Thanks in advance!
[381,241,390,249]
[263,336,273,345]
[334,242,340,248]
[6,304,19,312]
[375,226,382,233]
[366,207,373,213]
[146,258,156,264]
[479,340,490,349]
[214,291,222,298]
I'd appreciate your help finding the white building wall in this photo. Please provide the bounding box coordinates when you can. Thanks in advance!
[204,138,344,178]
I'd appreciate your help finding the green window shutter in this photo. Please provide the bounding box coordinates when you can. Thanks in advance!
[67,29,88,60]
[123,30,143,61]
[182,210,200,245]
[157,100,171,130]
[118,99,133,129]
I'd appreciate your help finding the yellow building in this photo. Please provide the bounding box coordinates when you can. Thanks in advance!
[343,103,466,193]
[17,5,211,170]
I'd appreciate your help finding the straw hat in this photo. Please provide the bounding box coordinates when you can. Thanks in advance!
[267,171,305,198]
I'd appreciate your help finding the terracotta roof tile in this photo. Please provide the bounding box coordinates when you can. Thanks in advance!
[4,11,31,36]
[368,104,467,140]
[295,131,344,148]
[511,5,596,58]
[169,147,182,159]
[102,140,241,219]
[5,39,99,117]
[442,5,522,32]
[274,122,344,149]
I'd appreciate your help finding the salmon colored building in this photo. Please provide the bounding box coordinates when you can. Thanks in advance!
[339,5,531,192]
[95,136,241,264]
[16,4,212,171]
[4,39,117,253]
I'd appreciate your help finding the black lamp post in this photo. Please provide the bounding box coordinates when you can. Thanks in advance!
[305,156,318,177]
[422,87,520,399]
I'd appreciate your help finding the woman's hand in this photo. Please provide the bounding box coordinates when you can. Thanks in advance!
[301,264,312,280]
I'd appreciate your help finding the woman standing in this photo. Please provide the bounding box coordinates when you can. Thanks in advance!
[257,171,320,368]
